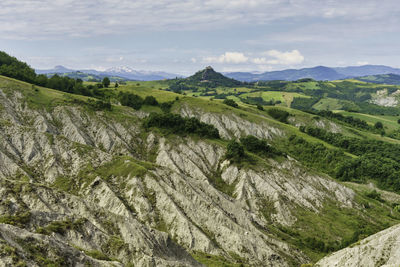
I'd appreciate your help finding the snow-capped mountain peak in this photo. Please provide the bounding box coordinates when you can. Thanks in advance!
[106,66,136,73]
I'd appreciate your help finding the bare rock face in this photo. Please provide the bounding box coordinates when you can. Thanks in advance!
[316,224,400,267]
[0,223,120,267]
[180,104,284,139]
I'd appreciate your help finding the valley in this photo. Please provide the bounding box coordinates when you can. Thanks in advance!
[1,53,400,266]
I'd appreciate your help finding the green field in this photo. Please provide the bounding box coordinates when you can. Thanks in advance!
[313,98,342,110]
[241,91,309,107]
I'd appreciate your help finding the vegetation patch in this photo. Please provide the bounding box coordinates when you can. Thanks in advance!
[95,156,154,180]
[267,108,290,123]
[223,98,239,108]
[36,218,86,235]
[143,112,220,139]
[191,251,249,267]
[300,126,400,191]
[84,249,111,261]
[0,212,31,228]
[208,170,237,197]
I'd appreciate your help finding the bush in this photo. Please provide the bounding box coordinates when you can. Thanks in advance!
[256,104,264,110]
[87,99,112,111]
[365,190,383,202]
[144,95,158,106]
[118,92,143,110]
[240,135,281,157]
[160,101,174,112]
[225,140,245,161]
[374,121,383,129]
[223,98,239,108]
[267,108,289,123]
[143,113,220,139]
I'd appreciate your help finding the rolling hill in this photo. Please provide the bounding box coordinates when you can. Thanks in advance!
[2,51,400,266]
[354,73,400,85]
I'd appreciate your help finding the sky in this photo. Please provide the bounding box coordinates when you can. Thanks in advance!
[1,0,400,75]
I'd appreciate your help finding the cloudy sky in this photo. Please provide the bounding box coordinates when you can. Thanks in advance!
[1,0,399,75]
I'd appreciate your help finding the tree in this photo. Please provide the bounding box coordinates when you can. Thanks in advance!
[256,104,264,111]
[115,82,119,88]
[374,121,383,129]
[102,77,110,88]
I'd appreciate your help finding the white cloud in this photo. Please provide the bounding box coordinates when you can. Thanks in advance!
[252,57,268,65]
[202,49,304,68]
[203,52,248,64]
[262,50,304,65]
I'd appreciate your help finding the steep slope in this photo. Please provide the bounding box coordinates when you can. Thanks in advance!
[0,76,399,266]
[316,224,400,266]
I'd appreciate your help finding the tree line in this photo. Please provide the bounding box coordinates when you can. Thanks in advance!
[299,126,400,191]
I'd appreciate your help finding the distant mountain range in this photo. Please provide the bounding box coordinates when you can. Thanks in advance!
[36,64,400,82]
[36,65,181,81]
[224,65,400,82]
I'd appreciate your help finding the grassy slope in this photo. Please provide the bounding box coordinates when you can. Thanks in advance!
[337,111,400,132]
[313,98,342,110]
[240,91,309,107]
[3,75,400,265]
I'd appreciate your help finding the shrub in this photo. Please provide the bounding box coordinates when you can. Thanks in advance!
[239,135,279,156]
[118,92,143,110]
[143,113,220,139]
[223,98,239,108]
[225,140,245,161]
[160,101,174,112]
[394,205,400,213]
[267,108,289,123]
[374,121,383,129]
[365,190,383,202]
[144,95,158,106]
[87,99,112,111]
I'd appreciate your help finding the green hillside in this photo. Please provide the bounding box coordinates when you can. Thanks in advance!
[355,73,400,85]
[1,52,400,266]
